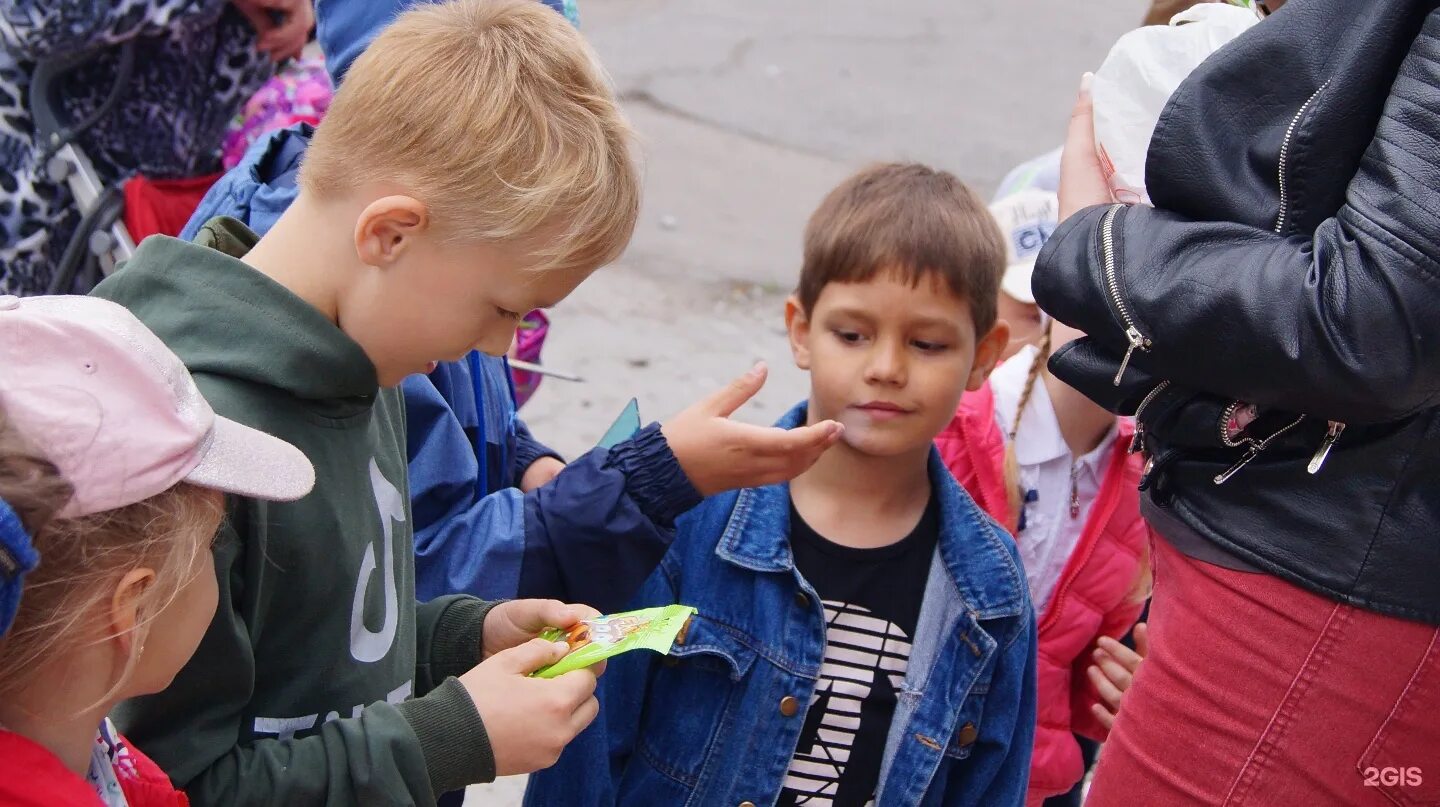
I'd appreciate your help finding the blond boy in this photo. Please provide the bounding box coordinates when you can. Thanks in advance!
[94,1,838,803]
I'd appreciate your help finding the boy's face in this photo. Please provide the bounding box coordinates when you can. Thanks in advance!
[787,270,1008,458]
[343,198,594,386]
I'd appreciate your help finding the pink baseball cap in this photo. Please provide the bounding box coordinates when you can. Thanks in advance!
[0,295,315,517]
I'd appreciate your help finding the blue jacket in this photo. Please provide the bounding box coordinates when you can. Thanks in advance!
[525,403,1038,807]
[182,124,698,613]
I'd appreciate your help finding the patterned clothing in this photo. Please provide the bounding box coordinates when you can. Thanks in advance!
[0,0,273,295]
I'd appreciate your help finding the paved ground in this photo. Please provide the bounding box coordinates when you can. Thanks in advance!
[469,0,1146,802]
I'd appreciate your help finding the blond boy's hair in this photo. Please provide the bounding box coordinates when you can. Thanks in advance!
[301,0,639,272]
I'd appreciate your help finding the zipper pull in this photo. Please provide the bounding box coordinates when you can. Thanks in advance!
[1113,327,1148,386]
[1069,462,1081,518]
[1214,446,1260,485]
[1128,425,1145,455]
[1307,421,1346,475]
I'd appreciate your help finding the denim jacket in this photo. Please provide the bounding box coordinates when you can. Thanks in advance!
[526,403,1038,807]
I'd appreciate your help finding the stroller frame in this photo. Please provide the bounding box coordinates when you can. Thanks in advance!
[28,40,138,294]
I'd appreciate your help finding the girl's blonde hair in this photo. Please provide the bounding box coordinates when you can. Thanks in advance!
[0,409,224,704]
[1002,328,1052,532]
[301,0,640,274]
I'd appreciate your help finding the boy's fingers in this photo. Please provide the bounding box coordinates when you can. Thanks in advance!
[555,668,600,706]
[1133,622,1151,659]
[698,363,768,418]
[750,420,844,457]
[563,603,601,625]
[495,638,569,674]
[533,599,591,629]
[568,695,601,735]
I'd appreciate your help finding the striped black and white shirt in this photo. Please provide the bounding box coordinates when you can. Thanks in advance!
[778,497,939,807]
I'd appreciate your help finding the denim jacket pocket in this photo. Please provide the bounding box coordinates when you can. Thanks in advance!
[634,615,761,788]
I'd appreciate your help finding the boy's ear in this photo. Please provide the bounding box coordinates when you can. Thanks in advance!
[966,320,1011,391]
[785,295,812,370]
[354,196,429,267]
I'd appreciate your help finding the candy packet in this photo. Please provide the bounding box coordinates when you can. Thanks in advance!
[532,605,697,679]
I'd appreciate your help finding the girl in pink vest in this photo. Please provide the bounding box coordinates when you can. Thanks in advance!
[936,192,1151,806]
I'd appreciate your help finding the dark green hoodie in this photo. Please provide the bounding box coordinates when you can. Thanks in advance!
[95,218,498,805]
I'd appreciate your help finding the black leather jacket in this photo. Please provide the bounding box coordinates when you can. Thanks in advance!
[1034,0,1440,624]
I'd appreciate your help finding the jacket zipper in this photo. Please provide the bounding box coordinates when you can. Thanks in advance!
[1127,380,1171,454]
[1308,420,1345,474]
[1213,413,1307,485]
[1274,80,1331,234]
[1274,82,1344,474]
[1100,203,1150,385]
[1038,442,1127,634]
[1219,400,1250,448]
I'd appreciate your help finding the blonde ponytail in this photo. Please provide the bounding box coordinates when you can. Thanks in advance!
[1003,328,1052,532]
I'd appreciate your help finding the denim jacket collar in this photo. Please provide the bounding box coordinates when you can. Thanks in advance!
[715,401,1027,620]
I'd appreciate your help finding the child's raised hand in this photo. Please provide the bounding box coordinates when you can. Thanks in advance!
[458,639,601,776]
[1086,622,1149,731]
[483,599,600,659]
[662,363,844,496]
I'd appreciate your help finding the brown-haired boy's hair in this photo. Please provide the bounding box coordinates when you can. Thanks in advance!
[301,0,639,273]
[797,163,1005,334]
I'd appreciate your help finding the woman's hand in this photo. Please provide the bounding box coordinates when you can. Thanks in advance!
[1058,72,1115,222]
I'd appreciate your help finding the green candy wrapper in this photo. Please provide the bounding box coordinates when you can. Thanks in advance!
[532,605,697,679]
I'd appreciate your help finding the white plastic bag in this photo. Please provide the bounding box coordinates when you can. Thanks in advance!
[1092,3,1259,205]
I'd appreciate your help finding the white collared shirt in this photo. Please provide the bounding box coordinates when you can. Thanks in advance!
[990,346,1116,614]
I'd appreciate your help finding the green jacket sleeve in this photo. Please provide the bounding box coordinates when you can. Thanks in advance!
[413,595,494,696]
[113,521,497,805]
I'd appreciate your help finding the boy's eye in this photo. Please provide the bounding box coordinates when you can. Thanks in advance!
[913,340,949,353]
[496,306,522,320]
[832,329,865,344]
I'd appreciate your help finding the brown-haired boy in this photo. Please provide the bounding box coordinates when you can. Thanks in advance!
[527,163,1038,807]
[93,0,840,803]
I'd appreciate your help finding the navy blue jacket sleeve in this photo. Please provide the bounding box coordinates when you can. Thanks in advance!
[519,423,701,613]
[511,416,563,487]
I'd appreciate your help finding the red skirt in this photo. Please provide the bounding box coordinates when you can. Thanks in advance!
[1086,536,1440,807]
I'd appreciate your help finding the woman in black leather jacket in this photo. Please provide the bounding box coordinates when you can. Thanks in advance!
[1034,1,1440,804]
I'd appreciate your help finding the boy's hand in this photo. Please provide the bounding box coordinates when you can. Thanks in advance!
[662,363,844,497]
[520,456,566,492]
[483,599,599,660]
[1058,72,1114,222]
[458,639,601,776]
[1087,622,1149,731]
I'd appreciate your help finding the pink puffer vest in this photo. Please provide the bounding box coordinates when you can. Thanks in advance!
[935,383,1151,804]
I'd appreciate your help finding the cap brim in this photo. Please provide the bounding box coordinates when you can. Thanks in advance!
[185,416,316,502]
[1001,260,1037,305]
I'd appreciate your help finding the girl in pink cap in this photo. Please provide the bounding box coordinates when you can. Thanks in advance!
[0,294,316,806]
